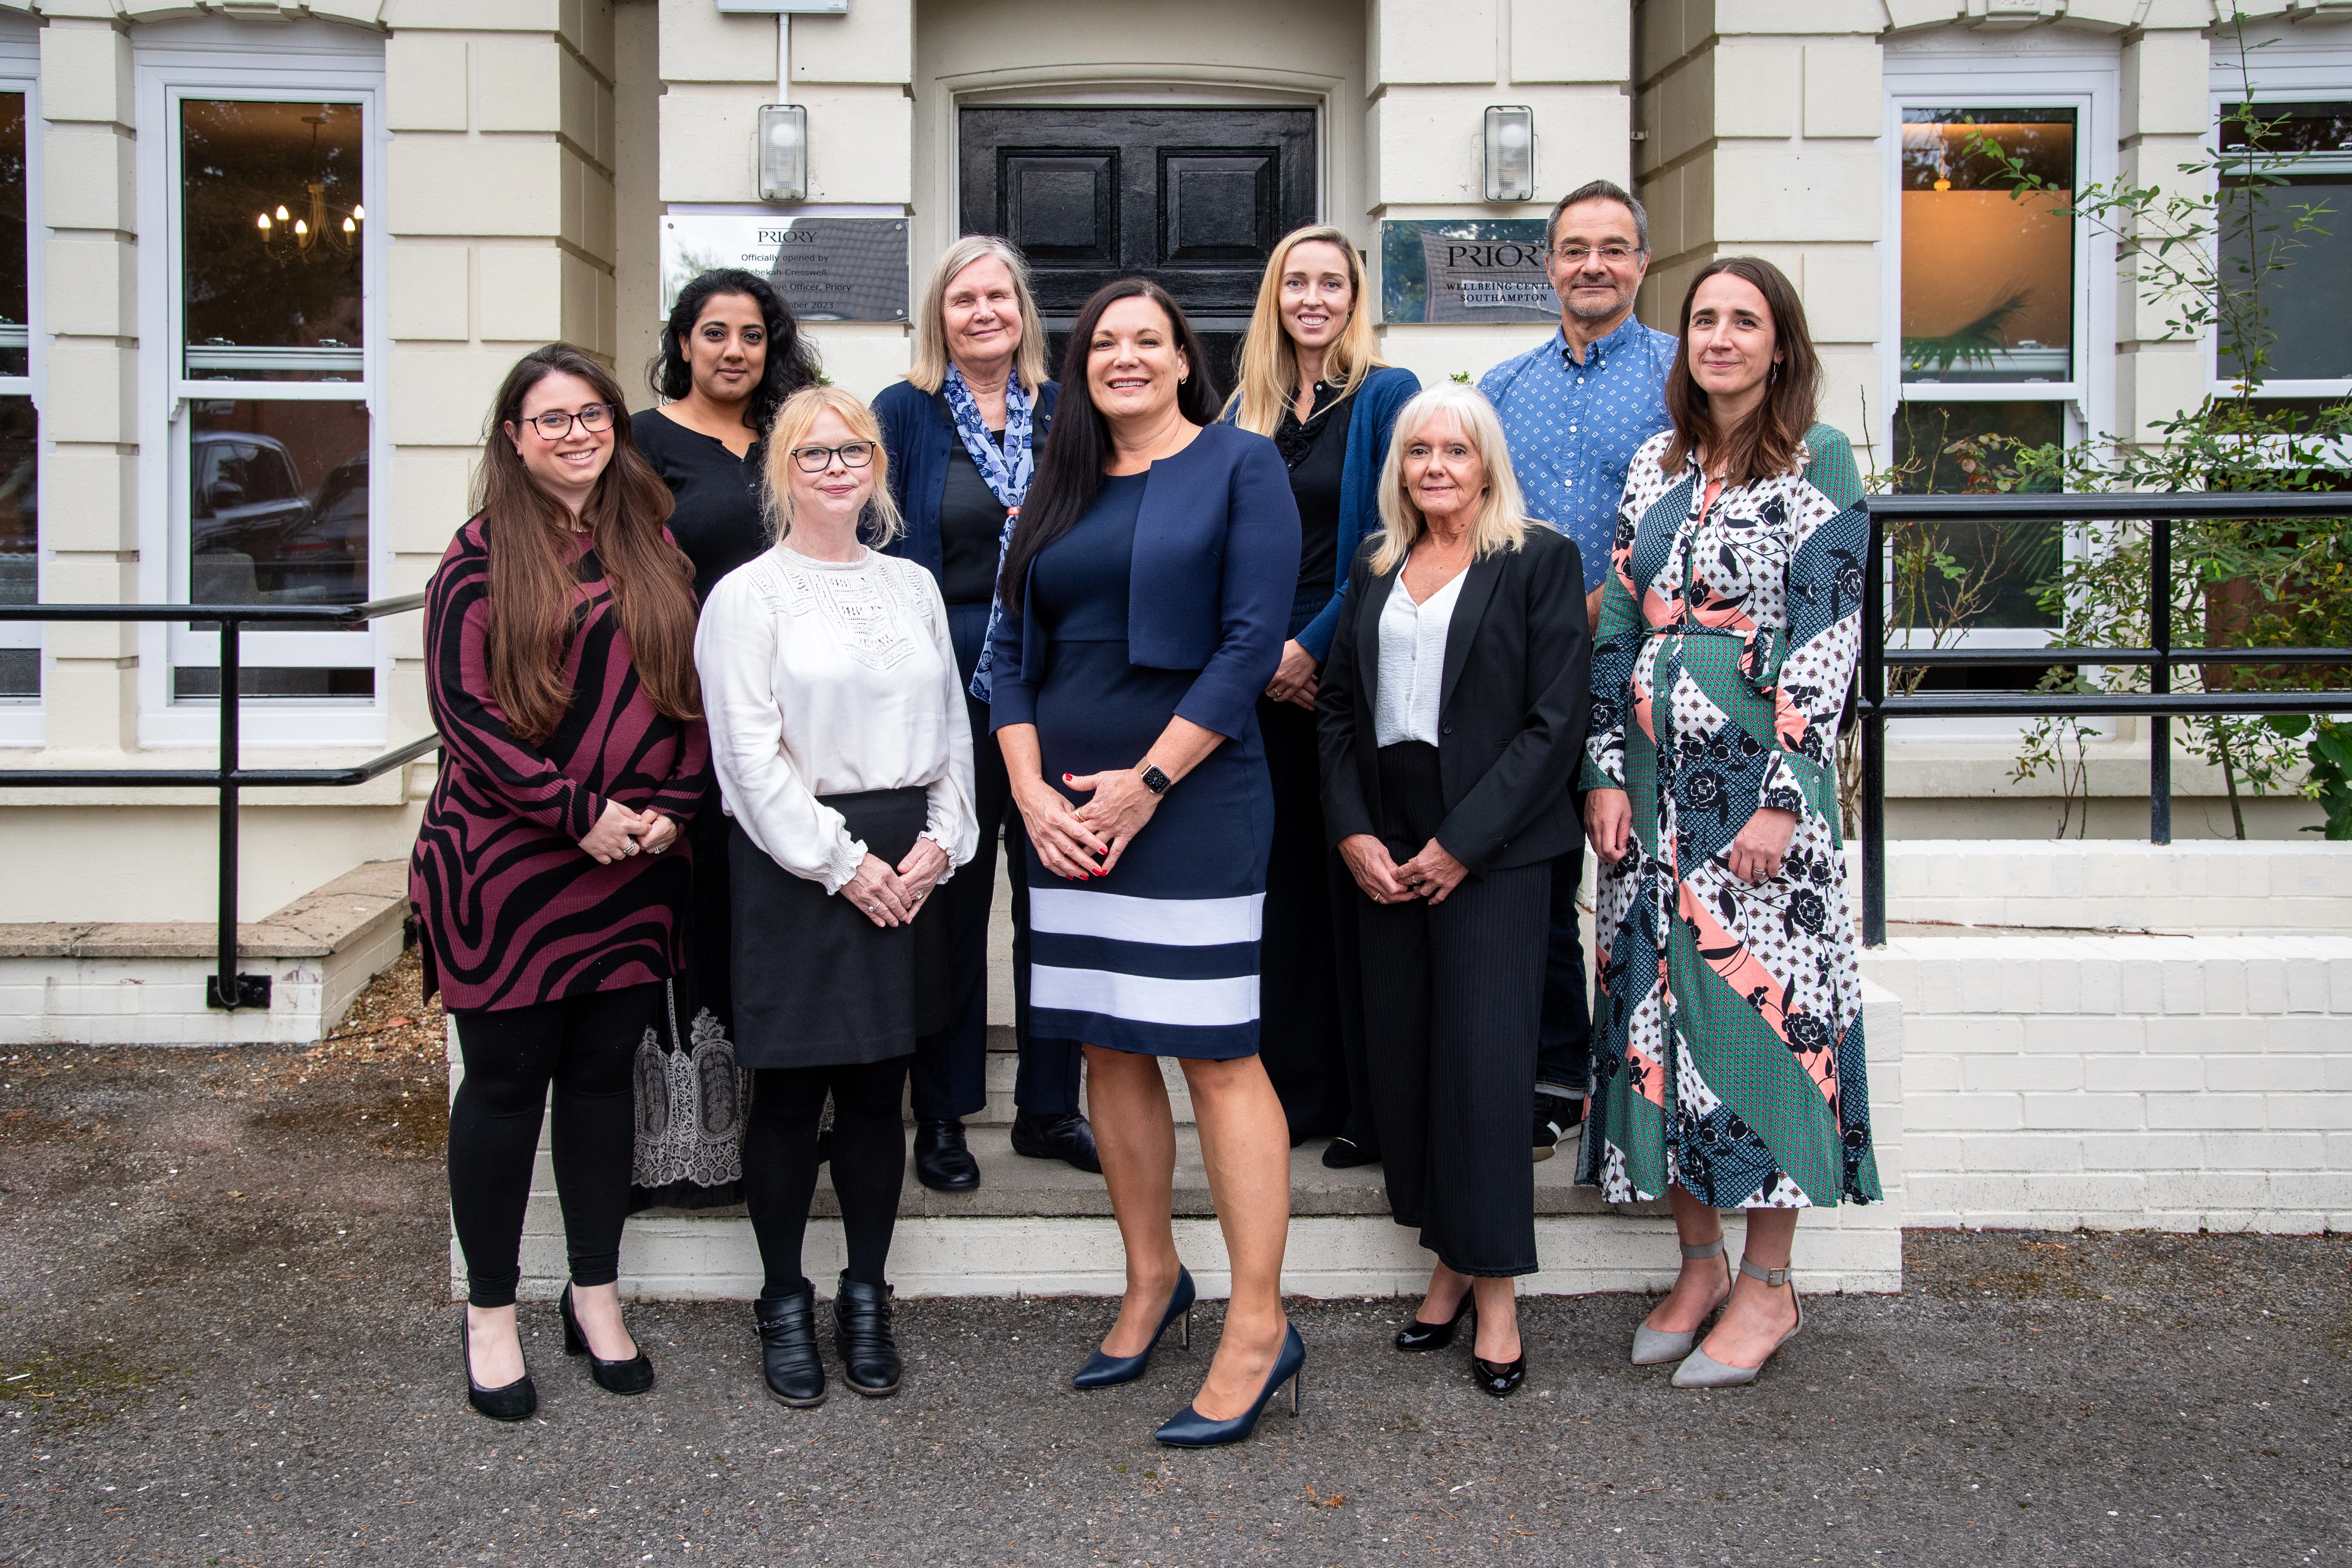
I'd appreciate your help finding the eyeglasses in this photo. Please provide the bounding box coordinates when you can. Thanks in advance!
[525,404,615,440]
[1553,245,1641,267]
[789,442,876,473]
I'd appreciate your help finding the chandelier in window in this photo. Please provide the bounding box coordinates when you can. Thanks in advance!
[255,114,362,262]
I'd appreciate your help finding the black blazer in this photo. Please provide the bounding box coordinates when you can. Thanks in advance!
[1316,525,1592,877]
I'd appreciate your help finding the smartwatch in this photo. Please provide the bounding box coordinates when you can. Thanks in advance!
[1138,762,1173,796]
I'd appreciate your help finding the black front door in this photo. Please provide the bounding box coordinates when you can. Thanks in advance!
[958,105,1318,397]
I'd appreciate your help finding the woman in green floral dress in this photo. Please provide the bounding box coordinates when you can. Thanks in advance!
[1580,256,1880,1389]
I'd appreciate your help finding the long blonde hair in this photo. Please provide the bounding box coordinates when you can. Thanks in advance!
[1227,225,1385,436]
[763,385,907,547]
[1369,384,1530,576]
[906,235,1050,396]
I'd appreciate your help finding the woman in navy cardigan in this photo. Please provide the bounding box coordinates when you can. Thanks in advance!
[873,237,1094,1194]
[988,278,1305,1448]
[1222,225,1420,1165]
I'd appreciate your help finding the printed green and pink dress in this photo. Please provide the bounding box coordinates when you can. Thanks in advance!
[1579,424,1881,1210]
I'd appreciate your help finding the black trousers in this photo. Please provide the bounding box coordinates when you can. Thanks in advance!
[1255,692,1350,1140]
[1537,841,1593,1095]
[912,602,1084,1121]
[743,1056,912,1298]
[1358,743,1546,1278]
[448,983,661,1308]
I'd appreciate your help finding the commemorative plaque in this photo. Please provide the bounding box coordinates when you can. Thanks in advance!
[659,215,909,324]
[1379,219,1560,325]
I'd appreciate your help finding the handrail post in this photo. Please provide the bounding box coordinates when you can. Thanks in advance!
[1862,501,1886,947]
[2149,516,2172,846]
[204,615,267,1011]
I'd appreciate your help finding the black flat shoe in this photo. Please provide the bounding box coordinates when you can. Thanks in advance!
[831,1272,902,1397]
[1473,1353,1527,1398]
[559,1285,655,1396]
[914,1118,980,1192]
[754,1288,826,1408]
[1394,1296,1471,1352]
[460,1312,536,1423]
[1010,1110,1102,1174]
[1320,1136,1379,1170]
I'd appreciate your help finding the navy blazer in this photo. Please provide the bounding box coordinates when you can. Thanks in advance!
[872,376,1061,585]
[1218,364,1420,662]
[988,422,1302,742]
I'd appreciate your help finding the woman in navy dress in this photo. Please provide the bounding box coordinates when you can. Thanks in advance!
[987,278,1304,1448]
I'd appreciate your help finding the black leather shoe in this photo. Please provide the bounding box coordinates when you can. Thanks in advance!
[1394,1296,1470,1353]
[560,1285,655,1395]
[460,1312,536,1423]
[1010,1110,1102,1174]
[1473,1353,1527,1398]
[831,1272,902,1397]
[1321,1135,1379,1169]
[914,1118,980,1192]
[754,1289,826,1408]
[1533,1091,1584,1163]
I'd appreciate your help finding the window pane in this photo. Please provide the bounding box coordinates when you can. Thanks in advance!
[181,100,364,383]
[1891,399,2064,629]
[189,399,368,606]
[171,666,375,702]
[1901,109,2075,385]
[2220,102,2352,383]
[0,94,26,378]
[0,394,35,699]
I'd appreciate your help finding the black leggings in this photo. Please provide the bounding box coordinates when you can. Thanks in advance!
[447,983,660,1309]
[743,1057,910,1300]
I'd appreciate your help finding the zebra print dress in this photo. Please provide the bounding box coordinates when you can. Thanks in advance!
[409,515,711,1013]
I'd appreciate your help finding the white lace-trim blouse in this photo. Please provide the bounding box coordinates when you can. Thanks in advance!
[695,542,979,893]
[1372,566,1467,749]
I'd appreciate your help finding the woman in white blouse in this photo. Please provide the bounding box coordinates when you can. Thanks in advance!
[1314,384,1590,1401]
[696,384,978,1410]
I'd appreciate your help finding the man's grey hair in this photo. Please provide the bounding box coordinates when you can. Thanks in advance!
[1547,179,1649,254]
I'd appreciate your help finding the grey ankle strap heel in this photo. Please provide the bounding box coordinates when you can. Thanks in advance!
[1671,1257,1803,1388]
[1630,1238,1731,1366]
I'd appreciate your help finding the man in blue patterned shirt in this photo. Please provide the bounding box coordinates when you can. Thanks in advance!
[1478,179,1677,1162]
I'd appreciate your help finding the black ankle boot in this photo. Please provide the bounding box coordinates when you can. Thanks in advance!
[754,1288,826,1408]
[831,1272,902,1397]
[1010,1110,1102,1173]
[913,1118,980,1192]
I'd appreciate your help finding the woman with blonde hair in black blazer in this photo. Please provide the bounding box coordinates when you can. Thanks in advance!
[1317,381,1591,1400]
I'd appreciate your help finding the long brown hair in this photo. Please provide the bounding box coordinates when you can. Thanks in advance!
[475,343,701,744]
[1662,256,1821,488]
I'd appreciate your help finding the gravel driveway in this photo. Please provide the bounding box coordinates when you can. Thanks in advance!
[3,955,2346,1566]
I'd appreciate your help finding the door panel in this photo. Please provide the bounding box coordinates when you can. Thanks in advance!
[961,105,1316,346]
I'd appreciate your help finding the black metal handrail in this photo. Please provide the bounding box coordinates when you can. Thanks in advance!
[0,593,440,1009]
[1859,491,2352,947]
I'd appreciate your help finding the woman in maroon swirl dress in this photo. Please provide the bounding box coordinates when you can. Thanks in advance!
[411,343,710,1422]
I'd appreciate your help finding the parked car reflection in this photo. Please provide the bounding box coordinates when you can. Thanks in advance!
[190,433,365,604]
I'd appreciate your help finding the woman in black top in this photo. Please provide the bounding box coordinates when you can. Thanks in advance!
[630,267,823,1209]
[874,237,1094,1194]
[1221,226,1420,1154]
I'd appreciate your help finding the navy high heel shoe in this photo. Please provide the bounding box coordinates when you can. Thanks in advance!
[1152,1323,1305,1448]
[1072,1266,1195,1389]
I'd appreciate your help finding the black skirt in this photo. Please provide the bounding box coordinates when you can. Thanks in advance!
[729,787,950,1070]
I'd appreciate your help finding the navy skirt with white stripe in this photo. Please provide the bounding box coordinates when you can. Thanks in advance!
[1025,637,1272,1059]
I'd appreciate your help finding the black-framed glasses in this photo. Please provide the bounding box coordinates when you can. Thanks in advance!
[789,441,876,473]
[525,404,615,440]
[1553,245,1641,266]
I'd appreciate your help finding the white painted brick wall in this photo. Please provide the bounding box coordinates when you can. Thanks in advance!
[1865,931,2352,1233]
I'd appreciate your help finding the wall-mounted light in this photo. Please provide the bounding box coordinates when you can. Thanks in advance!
[759,103,808,203]
[1484,105,1535,204]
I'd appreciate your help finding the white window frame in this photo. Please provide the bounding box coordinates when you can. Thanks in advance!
[133,38,387,750]
[1880,59,2118,741]
[0,34,44,748]
[2205,28,2352,401]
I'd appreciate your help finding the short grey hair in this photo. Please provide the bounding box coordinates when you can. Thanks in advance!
[1547,179,1648,254]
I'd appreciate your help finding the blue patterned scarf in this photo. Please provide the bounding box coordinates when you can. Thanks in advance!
[945,363,1036,703]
